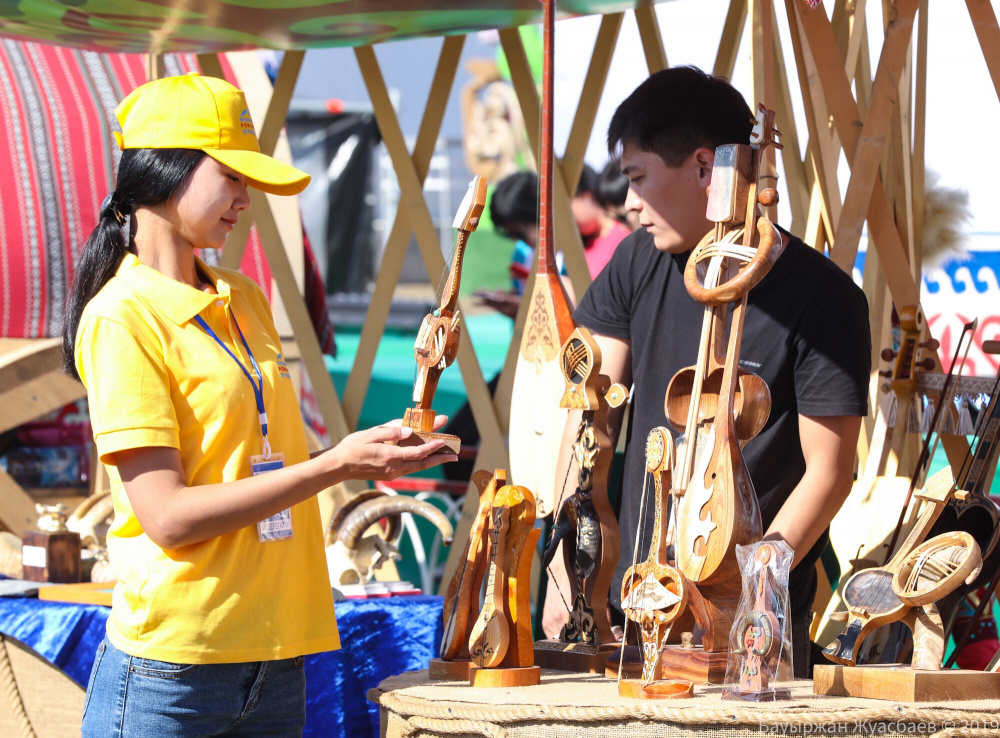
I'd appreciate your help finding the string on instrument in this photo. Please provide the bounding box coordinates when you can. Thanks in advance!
[883,320,977,561]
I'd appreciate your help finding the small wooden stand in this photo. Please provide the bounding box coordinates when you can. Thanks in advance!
[428,658,472,682]
[469,664,540,688]
[723,687,792,702]
[814,664,1000,702]
[22,529,80,584]
[618,678,694,700]
[534,639,618,674]
[658,644,729,684]
[397,419,461,455]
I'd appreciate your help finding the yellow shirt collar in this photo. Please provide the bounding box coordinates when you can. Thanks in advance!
[115,252,241,325]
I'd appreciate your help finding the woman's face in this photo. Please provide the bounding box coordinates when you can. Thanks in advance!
[167,157,251,251]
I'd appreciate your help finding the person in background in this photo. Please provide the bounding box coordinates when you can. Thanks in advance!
[64,73,455,737]
[596,157,640,232]
[573,163,632,278]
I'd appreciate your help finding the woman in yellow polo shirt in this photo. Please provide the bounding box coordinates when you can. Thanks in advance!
[62,74,455,737]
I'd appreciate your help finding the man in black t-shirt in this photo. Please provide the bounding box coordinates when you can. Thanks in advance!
[542,67,870,678]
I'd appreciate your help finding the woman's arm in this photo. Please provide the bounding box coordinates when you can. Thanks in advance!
[112,424,455,549]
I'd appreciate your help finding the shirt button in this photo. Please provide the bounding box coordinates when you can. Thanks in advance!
[216,300,224,307]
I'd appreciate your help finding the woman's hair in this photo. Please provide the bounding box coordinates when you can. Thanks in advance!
[62,148,206,379]
[490,170,538,241]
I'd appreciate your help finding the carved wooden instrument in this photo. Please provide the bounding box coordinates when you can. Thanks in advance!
[815,308,943,649]
[496,483,539,669]
[440,470,499,661]
[666,104,782,593]
[621,427,689,685]
[469,501,511,668]
[542,326,626,646]
[823,466,963,666]
[508,0,575,518]
[404,175,488,450]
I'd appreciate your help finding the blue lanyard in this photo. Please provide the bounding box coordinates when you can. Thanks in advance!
[193,312,271,457]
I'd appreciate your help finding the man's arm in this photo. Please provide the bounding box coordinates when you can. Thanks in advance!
[542,332,632,638]
[763,414,861,568]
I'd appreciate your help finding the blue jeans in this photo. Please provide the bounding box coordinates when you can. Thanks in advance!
[81,638,306,737]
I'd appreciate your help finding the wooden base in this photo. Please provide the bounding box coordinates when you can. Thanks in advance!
[469,664,540,688]
[723,687,792,702]
[618,678,694,700]
[397,431,461,455]
[656,645,729,684]
[814,664,1000,701]
[427,658,471,682]
[533,639,618,673]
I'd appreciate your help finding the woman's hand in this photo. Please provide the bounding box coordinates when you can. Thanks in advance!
[320,418,458,482]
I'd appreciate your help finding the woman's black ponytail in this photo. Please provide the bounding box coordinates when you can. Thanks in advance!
[62,148,206,379]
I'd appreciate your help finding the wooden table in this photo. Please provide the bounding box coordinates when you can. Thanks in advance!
[370,669,1000,737]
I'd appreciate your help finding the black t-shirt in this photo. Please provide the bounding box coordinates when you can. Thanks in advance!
[574,227,871,619]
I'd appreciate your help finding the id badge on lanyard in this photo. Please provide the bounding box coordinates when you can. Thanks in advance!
[194,313,293,543]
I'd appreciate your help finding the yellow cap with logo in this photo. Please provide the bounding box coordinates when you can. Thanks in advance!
[113,73,309,196]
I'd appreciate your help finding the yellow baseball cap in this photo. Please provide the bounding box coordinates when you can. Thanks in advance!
[113,73,310,196]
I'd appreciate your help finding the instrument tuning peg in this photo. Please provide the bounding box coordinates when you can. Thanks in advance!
[758,188,778,207]
[920,338,940,351]
[918,358,936,371]
[878,369,893,378]
[880,348,897,362]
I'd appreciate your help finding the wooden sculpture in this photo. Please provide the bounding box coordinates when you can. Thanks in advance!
[402,175,488,454]
[431,470,498,681]
[508,0,575,519]
[815,308,948,652]
[724,541,792,702]
[469,483,541,687]
[653,104,782,684]
[535,327,627,673]
[618,428,693,699]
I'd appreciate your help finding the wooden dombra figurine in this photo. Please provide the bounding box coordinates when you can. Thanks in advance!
[401,175,488,454]
[651,103,783,685]
[723,540,793,702]
[535,327,627,673]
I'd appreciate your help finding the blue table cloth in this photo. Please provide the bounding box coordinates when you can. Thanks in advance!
[0,594,443,737]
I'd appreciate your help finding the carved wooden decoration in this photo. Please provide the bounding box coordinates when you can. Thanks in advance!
[401,175,488,454]
[468,482,541,688]
[431,470,499,681]
[618,427,693,700]
[535,326,627,674]
[724,541,792,702]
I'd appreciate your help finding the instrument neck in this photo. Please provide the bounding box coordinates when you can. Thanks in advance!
[537,0,556,277]
[440,231,469,315]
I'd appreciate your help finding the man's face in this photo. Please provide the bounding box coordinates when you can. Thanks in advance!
[620,143,714,254]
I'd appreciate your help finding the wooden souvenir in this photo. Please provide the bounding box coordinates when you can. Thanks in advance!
[400,175,488,454]
[814,308,951,654]
[653,104,782,684]
[468,482,541,688]
[821,466,984,671]
[508,0,575,519]
[22,504,81,584]
[534,327,627,673]
[724,542,791,702]
[618,428,693,699]
[432,470,498,681]
[815,529,1000,701]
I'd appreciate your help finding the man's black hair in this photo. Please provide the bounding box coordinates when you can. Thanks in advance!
[490,171,538,240]
[607,65,753,167]
[576,163,597,197]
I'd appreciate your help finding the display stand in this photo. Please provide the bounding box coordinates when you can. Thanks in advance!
[814,664,1000,702]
